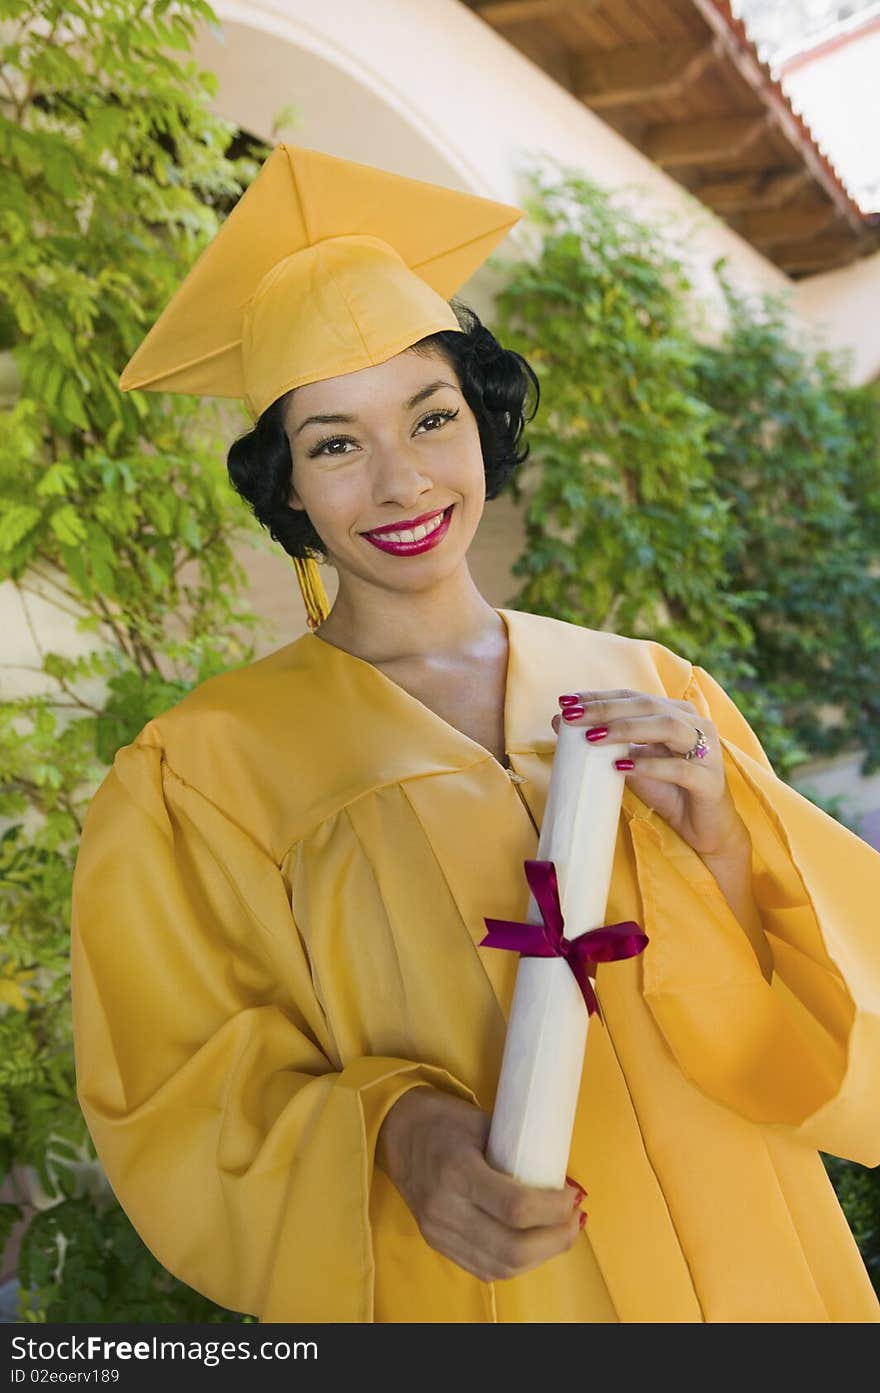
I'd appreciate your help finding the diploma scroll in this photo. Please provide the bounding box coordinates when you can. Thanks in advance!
[483,720,644,1189]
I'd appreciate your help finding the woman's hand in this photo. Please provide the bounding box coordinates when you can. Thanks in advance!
[552,688,746,859]
[376,1087,584,1283]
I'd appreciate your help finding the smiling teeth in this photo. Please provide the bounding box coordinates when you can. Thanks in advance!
[375,511,445,544]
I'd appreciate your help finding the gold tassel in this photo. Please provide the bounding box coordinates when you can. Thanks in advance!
[293,554,330,632]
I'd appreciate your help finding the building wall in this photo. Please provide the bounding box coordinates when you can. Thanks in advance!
[793,248,880,386]
[777,17,880,218]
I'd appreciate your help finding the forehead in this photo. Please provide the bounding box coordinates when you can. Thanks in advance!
[284,346,454,423]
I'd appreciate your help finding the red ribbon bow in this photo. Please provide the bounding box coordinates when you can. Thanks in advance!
[481,859,648,1021]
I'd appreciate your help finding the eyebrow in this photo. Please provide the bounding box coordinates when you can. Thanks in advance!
[292,379,459,436]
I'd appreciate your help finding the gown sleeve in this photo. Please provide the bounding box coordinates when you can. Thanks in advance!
[69,729,477,1322]
[631,659,880,1166]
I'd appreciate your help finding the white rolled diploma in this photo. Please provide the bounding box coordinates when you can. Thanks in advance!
[486,720,630,1188]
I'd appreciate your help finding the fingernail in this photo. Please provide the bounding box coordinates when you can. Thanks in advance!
[615,758,635,770]
[562,706,585,721]
[565,1175,585,1206]
[558,694,580,706]
[578,1211,588,1230]
[585,726,608,742]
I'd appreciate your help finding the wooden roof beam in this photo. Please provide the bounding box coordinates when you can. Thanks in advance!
[735,202,841,246]
[697,168,810,213]
[774,232,868,273]
[575,40,718,110]
[689,0,864,235]
[645,113,769,167]
[475,0,567,24]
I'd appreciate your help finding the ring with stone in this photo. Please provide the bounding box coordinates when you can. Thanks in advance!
[683,726,709,760]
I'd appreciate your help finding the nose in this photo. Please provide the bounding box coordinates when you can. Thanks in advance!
[370,440,434,509]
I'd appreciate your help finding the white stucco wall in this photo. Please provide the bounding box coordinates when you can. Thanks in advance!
[793,247,880,385]
[777,17,880,385]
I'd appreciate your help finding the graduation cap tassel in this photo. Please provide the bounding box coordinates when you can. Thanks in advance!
[294,554,330,631]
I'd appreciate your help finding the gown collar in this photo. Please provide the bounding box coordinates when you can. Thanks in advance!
[301,606,558,776]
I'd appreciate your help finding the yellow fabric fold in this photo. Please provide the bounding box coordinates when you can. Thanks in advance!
[637,662,880,1165]
[70,741,476,1322]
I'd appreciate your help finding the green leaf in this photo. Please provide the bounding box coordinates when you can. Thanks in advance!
[49,505,88,547]
[60,379,89,431]
[36,462,77,498]
[0,504,41,552]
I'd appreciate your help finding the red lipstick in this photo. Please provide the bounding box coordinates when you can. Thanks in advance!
[362,505,454,556]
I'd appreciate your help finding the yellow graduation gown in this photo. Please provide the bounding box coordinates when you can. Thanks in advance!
[69,607,880,1323]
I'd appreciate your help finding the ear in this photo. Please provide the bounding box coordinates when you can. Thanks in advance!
[287,468,306,510]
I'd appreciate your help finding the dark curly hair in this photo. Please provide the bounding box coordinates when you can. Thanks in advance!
[226,299,539,563]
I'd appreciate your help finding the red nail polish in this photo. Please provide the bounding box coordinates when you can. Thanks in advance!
[615,758,635,770]
[578,1211,588,1230]
[562,706,585,721]
[558,694,580,706]
[585,726,608,741]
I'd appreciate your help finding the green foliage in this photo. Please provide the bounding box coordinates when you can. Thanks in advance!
[822,1155,880,1297]
[0,0,278,1321]
[17,1198,254,1322]
[696,271,880,775]
[492,165,751,672]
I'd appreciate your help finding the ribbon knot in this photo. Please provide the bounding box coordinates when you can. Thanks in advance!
[480,859,648,1020]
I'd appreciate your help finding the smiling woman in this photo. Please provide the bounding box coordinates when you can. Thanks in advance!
[226,299,537,606]
[69,143,880,1326]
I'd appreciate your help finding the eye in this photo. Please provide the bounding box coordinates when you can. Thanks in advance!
[308,434,357,458]
[415,408,459,432]
[307,407,459,457]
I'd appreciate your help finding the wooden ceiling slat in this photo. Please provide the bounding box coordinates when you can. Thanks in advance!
[645,112,769,166]
[688,0,864,236]
[674,121,803,174]
[697,168,811,213]
[594,2,658,44]
[705,49,764,114]
[616,60,733,124]
[474,0,565,24]
[629,0,692,40]
[550,10,609,49]
[460,0,877,277]
[660,0,714,40]
[563,6,620,47]
[678,56,724,116]
[775,232,869,272]
[734,200,841,246]
[643,56,756,122]
[575,39,717,108]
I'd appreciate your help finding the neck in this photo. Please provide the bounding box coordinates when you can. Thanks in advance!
[313,564,504,664]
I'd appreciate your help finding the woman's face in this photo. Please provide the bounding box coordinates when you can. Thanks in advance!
[283,347,486,597]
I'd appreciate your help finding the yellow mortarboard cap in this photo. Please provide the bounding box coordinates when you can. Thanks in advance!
[118,142,524,422]
[118,143,523,631]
